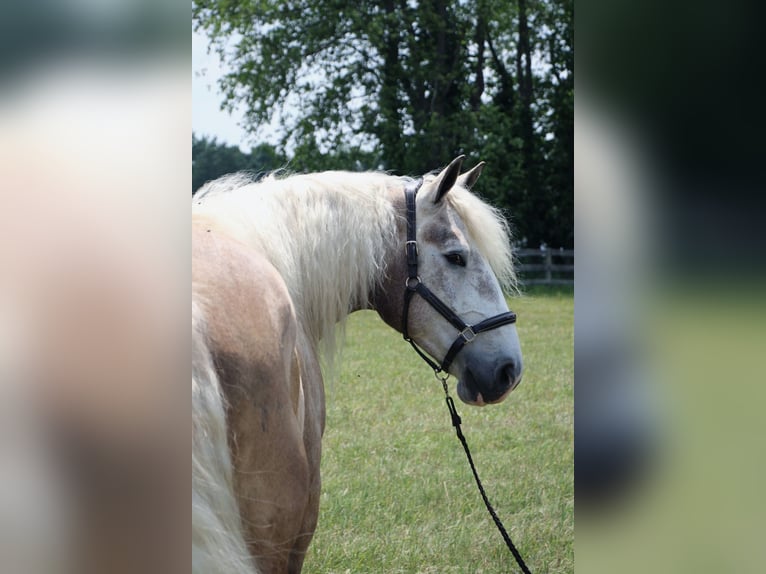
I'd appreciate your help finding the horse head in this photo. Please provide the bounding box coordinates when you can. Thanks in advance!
[376,156,523,406]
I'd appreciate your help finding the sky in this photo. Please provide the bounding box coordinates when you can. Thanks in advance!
[192,30,252,151]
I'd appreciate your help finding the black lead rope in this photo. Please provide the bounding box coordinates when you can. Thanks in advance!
[399,178,531,573]
[439,375,532,574]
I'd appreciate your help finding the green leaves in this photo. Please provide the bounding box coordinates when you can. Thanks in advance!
[193,0,574,247]
[191,134,287,193]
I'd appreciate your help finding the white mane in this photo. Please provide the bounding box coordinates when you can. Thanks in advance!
[194,171,399,363]
[192,170,516,364]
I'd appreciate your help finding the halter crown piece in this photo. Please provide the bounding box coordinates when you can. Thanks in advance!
[401,179,518,375]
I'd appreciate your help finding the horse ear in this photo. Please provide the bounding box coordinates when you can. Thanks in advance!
[432,155,465,204]
[457,161,485,190]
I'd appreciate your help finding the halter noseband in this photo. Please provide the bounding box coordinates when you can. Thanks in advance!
[401,179,517,375]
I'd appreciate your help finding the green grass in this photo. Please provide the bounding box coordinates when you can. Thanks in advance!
[304,290,573,573]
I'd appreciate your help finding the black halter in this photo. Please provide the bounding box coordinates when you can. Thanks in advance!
[401,179,518,375]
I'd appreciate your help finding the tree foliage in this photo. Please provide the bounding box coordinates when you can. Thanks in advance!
[193,0,573,247]
[192,134,286,192]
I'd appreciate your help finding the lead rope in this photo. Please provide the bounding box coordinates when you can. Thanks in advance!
[437,372,533,574]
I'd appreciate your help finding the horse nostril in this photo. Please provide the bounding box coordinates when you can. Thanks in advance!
[498,360,522,390]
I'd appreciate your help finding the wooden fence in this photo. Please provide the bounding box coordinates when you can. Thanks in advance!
[515,248,574,285]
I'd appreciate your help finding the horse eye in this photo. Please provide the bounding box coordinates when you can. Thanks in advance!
[444,252,466,267]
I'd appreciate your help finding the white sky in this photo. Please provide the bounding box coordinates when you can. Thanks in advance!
[192,30,252,151]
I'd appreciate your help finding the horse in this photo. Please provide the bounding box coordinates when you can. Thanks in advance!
[191,155,523,574]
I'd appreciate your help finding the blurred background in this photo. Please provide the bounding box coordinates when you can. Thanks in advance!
[1,0,187,572]
[576,0,766,572]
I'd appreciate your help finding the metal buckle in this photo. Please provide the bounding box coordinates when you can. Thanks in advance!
[459,326,476,343]
[405,276,421,290]
[405,240,418,256]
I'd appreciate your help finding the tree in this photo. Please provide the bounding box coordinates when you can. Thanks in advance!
[539,0,574,248]
[192,134,286,193]
[193,0,574,247]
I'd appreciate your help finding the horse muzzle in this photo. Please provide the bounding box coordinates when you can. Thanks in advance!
[457,356,523,406]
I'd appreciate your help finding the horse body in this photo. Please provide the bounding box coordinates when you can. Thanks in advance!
[193,218,323,574]
[191,158,522,573]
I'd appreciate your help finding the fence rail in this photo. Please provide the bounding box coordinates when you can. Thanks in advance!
[515,248,574,286]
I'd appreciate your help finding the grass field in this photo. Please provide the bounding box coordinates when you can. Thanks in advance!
[303,286,573,573]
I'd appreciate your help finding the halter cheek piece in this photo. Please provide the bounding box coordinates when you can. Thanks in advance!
[401,178,517,374]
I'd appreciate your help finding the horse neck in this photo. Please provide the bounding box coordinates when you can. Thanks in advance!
[254,177,400,354]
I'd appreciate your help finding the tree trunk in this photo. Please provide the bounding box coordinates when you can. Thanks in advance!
[517,0,540,237]
[379,0,404,169]
[470,10,486,112]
